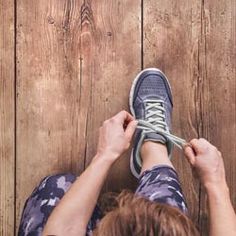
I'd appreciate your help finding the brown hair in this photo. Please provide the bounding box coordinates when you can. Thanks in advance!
[95,190,199,236]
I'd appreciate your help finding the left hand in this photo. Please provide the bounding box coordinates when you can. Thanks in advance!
[184,138,226,190]
[96,110,138,163]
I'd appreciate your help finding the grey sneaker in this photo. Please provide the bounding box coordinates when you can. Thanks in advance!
[129,68,174,178]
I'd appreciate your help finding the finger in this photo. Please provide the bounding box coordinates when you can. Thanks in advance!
[113,110,134,123]
[199,138,218,151]
[184,146,196,166]
[189,138,203,154]
[124,120,138,141]
[125,112,135,122]
[191,138,216,154]
[199,138,209,144]
[199,138,214,148]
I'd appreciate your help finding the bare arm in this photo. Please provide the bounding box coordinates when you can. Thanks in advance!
[206,182,236,236]
[43,111,137,236]
[184,138,236,236]
[42,156,112,236]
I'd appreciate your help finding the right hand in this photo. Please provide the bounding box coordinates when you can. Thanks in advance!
[184,138,227,189]
[96,110,137,163]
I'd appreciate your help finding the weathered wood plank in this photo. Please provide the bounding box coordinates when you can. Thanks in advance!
[143,0,202,225]
[16,0,83,229]
[0,0,15,235]
[16,0,141,231]
[199,0,236,234]
[80,0,141,192]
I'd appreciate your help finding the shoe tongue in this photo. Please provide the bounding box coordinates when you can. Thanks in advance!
[146,101,166,132]
[148,105,159,116]
[142,100,170,150]
[143,101,168,146]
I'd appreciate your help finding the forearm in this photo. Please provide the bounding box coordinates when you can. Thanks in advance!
[43,154,113,236]
[206,182,236,236]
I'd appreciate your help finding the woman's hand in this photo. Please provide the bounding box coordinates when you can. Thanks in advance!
[184,138,227,190]
[43,110,137,236]
[96,110,138,163]
[184,140,236,236]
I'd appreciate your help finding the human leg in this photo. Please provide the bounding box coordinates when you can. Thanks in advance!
[18,173,102,236]
[135,141,188,214]
[129,68,188,213]
[140,141,173,172]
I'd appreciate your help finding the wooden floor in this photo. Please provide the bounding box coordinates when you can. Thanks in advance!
[0,0,235,235]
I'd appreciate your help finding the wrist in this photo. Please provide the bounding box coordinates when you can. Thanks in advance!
[92,153,117,166]
[205,181,229,199]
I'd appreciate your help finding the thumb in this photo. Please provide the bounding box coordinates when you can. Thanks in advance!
[184,145,196,166]
[125,120,138,142]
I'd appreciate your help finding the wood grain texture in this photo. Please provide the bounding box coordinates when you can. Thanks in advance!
[0,0,15,235]
[80,0,141,192]
[143,0,202,225]
[16,0,141,230]
[16,0,83,229]
[199,0,236,234]
[4,0,234,234]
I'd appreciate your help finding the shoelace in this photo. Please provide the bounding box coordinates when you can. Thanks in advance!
[137,99,187,149]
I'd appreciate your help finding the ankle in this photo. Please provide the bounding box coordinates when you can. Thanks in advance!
[140,141,174,173]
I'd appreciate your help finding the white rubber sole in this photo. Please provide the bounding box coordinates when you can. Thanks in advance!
[130,151,140,179]
[129,68,172,178]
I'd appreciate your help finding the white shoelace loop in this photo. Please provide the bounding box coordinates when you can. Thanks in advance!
[137,99,187,149]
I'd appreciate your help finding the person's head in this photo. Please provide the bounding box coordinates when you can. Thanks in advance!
[95,190,199,236]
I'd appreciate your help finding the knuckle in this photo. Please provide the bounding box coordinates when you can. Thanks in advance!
[199,138,206,141]
[199,138,208,145]
[201,145,210,153]
[190,138,198,144]
[110,118,116,123]
[199,138,206,143]
[211,146,218,152]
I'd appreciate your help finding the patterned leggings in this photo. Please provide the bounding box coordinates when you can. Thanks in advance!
[18,165,188,236]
